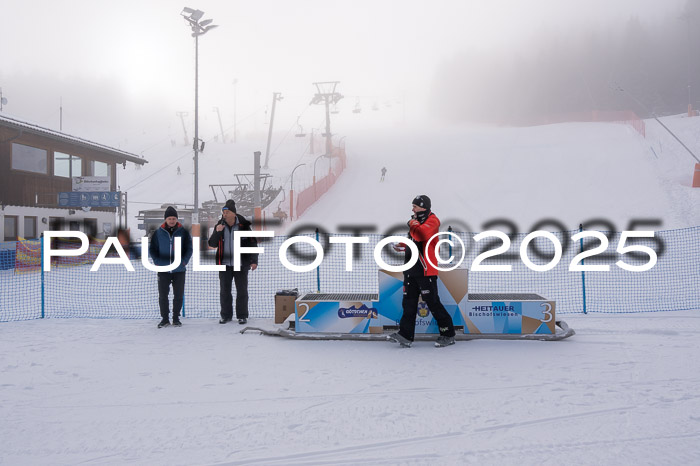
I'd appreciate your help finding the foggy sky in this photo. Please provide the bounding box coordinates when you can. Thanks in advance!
[0,0,689,144]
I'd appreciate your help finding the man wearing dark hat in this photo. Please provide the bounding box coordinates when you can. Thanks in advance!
[389,195,456,347]
[207,199,258,325]
[149,206,193,328]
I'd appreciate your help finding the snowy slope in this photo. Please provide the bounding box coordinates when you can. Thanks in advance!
[1,313,699,465]
[295,118,700,233]
[643,115,700,225]
[4,116,697,465]
[117,127,320,237]
[118,115,699,237]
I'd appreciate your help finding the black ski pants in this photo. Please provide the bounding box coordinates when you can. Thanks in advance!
[157,271,186,319]
[219,266,249,320]
[399,275,455,341]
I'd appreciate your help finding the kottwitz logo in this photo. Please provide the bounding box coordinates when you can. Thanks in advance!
[417,301,430,318]
[338,305,378,319]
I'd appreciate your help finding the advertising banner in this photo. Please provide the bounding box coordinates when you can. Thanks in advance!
[463,295,556,335]
[375,269,468,333]
[294,270,469,334]
[58,191,120,208]
[72,176,111,192]
[295,299,382,334]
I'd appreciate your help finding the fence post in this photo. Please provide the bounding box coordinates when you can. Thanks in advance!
[315,228,321,292]
[579,224,587,314]
[40,236,45,319]
[447,226,453,260]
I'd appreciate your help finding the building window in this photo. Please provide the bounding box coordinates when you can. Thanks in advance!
[11,143,48,174]
[92,161,110,178]
[49,217,64,231]
[72,156,82,178]
[24,217,37,239]
[4,216,18,241]
[84,218,97,238]
[54,152,82,178]
[54,152,70,177]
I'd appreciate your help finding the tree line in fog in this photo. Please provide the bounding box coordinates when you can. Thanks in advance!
[433,0,700,124]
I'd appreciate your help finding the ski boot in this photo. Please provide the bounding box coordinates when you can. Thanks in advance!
[388,332,412,348]
[435,335,455,347]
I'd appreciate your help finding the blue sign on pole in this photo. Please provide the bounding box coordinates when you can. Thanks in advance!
[58,191,121,208]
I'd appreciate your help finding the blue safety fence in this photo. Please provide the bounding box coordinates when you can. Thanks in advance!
[0,226,698,322]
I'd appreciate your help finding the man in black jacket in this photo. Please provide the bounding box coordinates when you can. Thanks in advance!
[207,199,258,325]
[149,206,193,328]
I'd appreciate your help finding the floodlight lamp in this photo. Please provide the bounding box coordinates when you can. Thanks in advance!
[181,7,195,15]
[200,19,213,27]
[190,9,204,21]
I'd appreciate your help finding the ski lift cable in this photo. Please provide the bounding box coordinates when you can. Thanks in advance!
[613,81,700,164]
[268,103,312,161]
[276,117,323,189]
[122,151,191,192]
[117,119,180,153]
[139,107,262,155]
[123,103,268,192]
[123,105,266,192]
[277,141,312,190]
[232,105,267,125]
[276,116,326,189]
[135,134,177,156]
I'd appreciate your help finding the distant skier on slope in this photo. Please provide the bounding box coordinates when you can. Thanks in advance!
[380,166,387,182]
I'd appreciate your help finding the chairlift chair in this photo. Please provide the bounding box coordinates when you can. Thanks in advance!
[294,117,306,137]
[353,97,361,114]
[272,195,288,221]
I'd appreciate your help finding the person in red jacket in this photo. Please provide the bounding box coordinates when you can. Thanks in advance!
[389,195,456,348]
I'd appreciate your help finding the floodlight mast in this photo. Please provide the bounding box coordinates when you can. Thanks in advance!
[180,7,218,224]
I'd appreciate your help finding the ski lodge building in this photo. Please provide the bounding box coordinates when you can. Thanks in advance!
[0,114,147,241]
